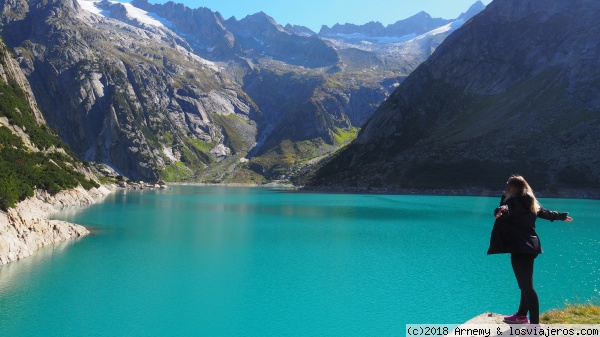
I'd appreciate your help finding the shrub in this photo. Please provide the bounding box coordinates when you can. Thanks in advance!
[0,62,99,210]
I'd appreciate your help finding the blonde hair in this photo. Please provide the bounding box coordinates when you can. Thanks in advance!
[504,175,541,213]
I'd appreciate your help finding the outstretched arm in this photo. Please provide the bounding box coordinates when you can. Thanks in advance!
[538,207,571,222]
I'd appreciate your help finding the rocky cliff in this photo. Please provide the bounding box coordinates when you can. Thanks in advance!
[308,0,600,195]
[0,185,113,265]
[0,0,266,182]
[0,36,111,265]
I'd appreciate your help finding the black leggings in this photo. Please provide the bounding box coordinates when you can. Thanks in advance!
[511,253,539,324]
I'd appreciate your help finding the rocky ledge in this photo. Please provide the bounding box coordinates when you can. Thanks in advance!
[0,185,116,265]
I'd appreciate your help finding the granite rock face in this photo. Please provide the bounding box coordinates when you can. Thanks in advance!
[0,0,259,181]
[0,37,110,265]
[0,186,113,265]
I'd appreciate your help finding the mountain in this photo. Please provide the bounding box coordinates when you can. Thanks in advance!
[319,12,449,40]
[307,0,600,195]
[318,1,485,45]
[284,24,316,37]
[315,1,486,78]
[0,38,99,210]
[0,0,483,184]
[1,0,262,182]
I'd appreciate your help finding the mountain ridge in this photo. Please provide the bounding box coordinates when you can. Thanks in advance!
[306,0,600,195]
[0,0,485,184]
[317,1,485,42]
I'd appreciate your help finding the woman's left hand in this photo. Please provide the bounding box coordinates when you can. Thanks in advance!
[495,205,508,218]
[565,216,573,222]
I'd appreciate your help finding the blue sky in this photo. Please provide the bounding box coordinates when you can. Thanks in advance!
[149,0,493,32]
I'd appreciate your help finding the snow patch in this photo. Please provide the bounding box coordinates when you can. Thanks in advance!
[77,0,106,16]
[120,2,171,28]
[323,32,417,45]
[76,0,172,28]
[410,19,465,41]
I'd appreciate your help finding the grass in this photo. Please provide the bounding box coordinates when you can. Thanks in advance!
[186,137,215,155]
[159,162,193,182]
[248,140,296,178]
[332,126,358,144]
[211,114,252,154]
[223,166,268,185]
[541,302,600,324]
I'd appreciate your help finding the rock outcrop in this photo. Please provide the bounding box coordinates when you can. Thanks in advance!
[0,26,117,266]
[0,185,114,265]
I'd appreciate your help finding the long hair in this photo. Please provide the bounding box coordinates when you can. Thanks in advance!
[504,175,541,213]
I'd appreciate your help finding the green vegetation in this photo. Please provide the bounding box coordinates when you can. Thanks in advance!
[212,114,251,154]
[225,166,268,184]
[161,132,174,145]
[541,302,600,324]
[248,137,348,180]
[0,127,99,210]
[0,55,98,210]
[159,162,194,181]
[186,137,216,155]
[249,139,297,178]
[0,77,71,152]
[332,126,358,144]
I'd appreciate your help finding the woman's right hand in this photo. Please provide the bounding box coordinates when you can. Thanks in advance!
[565,216,573,222]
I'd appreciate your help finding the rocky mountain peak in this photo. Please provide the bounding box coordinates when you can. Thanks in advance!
[412,11,432,19]
[284,24,316,36]
[457,1,486,21]
[229,11,287,36]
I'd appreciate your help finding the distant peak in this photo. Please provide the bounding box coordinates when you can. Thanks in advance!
[235,10,286,33]
[130,0,150,7]
[249,11,269,18]
[413,11,432,18]
[457,1,487,20]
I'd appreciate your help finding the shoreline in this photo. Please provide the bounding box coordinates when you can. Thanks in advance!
[168,182,600,200]
[300,185,600,199]
[0,181,171,266]
[3,181,595,265]
[0,185,116,265]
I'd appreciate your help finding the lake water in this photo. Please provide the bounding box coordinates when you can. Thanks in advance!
[0,186,598,336]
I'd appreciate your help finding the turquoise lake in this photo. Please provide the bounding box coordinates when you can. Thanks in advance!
[0,186,598,336]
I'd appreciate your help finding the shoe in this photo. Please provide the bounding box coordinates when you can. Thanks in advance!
[503,313,529,324]
[526,324,545,336]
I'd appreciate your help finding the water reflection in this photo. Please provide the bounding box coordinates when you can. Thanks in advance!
[0,239,81,291]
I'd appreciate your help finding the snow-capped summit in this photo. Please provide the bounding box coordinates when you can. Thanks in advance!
[76,0,172,28]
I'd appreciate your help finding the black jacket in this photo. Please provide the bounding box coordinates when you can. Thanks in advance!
[487,194,568,255]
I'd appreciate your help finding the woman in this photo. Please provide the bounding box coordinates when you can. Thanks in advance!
[487,175,573,325]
